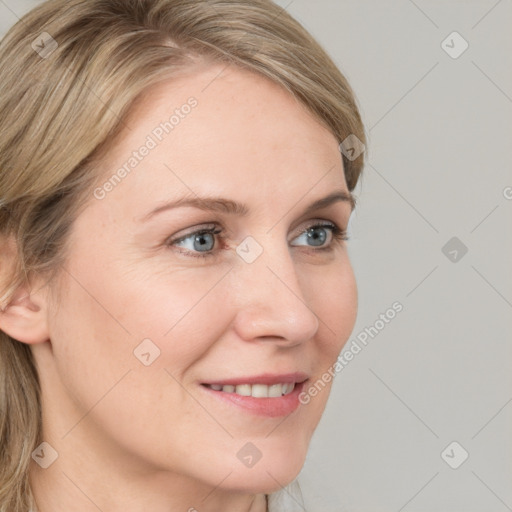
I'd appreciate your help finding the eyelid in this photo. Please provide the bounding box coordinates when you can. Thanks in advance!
[290,220,348,246]
[167,219,341,241]
[293,218,336,235]
[166,222,219,245]
[165,218,348,259]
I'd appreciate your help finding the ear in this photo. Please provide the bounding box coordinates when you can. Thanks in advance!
[0,281,50,345]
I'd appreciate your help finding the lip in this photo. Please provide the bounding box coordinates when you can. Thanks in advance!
[202,372,309,387]
[199,373,309,418]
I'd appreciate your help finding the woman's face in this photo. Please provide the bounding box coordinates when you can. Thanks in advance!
[39,62,357,495]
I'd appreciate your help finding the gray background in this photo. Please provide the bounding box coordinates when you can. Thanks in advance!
[1,1,511,511]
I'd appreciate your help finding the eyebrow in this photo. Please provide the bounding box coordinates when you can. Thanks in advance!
[139,189,355,223]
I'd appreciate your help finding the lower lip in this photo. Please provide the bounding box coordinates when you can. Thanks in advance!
[200,381,307,417]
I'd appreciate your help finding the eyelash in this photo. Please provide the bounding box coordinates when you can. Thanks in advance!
[166,221,349,259]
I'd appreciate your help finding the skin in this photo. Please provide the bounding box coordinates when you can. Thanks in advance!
[2,62,357,512]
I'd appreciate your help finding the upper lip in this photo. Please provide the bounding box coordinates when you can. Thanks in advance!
[202,372,309,386]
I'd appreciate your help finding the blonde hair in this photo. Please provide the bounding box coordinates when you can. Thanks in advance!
[0,0,366,509]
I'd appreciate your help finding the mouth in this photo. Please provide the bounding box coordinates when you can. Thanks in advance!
[199,372,309,417]
[202,382,297,397]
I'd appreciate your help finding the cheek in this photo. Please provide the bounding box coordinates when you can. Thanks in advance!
[115,266,233,362]
[45,272,137,423]
[307,252,358,360]
[46,264,231,466]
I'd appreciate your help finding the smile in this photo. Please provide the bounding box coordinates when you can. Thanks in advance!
[199,372,309,417]
[203,382,296,397]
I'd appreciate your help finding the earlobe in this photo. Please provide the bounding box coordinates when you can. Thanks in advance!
[0,284,50,345]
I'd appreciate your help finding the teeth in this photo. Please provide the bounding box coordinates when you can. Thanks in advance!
[206,382,295,397]
[251,384,268,398]
[268,384,283,397]
[235,384,252,396]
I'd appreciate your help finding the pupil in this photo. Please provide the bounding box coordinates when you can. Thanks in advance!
[195,233,214,251]
[308,228,326,246]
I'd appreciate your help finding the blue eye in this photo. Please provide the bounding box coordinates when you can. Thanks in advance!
[290,223,348,249]
[172,227,222,256]
[166,222,347,259]
[291,225,333,247]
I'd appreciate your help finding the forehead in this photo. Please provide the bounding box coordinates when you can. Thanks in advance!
[91,62,347,216]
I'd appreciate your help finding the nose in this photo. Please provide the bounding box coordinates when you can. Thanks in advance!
[231,240,320,347]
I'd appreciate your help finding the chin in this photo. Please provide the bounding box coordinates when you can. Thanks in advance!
[217,439,307,494]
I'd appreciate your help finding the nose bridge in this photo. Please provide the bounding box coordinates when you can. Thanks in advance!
[232,234,320,344]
